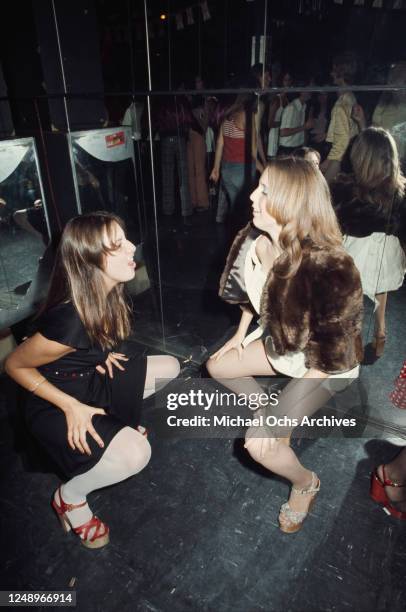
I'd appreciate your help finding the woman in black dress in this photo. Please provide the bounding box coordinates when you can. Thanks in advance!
[5,211,180,549]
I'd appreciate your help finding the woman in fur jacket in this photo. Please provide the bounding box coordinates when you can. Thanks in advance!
[331,127,406,357]
[207,157,363,533]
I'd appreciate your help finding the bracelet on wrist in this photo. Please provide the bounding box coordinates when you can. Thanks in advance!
[29,377,46,393]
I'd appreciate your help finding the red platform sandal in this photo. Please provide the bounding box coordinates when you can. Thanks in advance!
[52,487,110,548]
[370,466,406,520]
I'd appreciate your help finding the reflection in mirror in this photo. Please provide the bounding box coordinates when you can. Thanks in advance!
[0,138,49,312]
[372,62,406,172]
[330,123,406,350]
[70,127,142,240]
[67,113,164,349]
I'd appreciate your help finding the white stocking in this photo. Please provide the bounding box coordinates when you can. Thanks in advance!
[56,427,151,535]
[143,354,180,398]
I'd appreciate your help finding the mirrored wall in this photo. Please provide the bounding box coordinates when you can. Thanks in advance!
[0,137,50,327]
[1,0,406,439]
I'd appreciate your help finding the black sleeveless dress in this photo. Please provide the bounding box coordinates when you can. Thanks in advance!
[25,302,147,478]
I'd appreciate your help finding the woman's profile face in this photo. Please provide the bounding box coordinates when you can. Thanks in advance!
[101,222,136,291]
[250,171,282,235]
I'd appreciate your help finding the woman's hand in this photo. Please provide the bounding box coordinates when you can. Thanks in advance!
[96,352,128,378]
[63,400,106,455]
[211,332,245,362]
[209,167,220,183]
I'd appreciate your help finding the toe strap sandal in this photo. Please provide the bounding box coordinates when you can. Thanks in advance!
[370,466,406,520]
[52,486,110,549]
[279,472,320,534]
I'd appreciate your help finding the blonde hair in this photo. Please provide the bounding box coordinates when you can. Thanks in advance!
[265,157,342,278]
[350,127,406,213]
[41,212,132,350]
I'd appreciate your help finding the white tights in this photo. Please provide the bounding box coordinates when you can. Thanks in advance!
[58,354,180,532]
[59,427,151,530]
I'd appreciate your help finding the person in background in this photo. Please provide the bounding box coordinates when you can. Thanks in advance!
[371,445,406,520]
[187,76,210,213]
[121,98,144,142]
[267,72,292,160]
[321,52,360,183]
[209,94,263,222]
[293,146,321,167]
[205,95,218,174]
[155,94,193,226]
[331,127,406,357]
[372,62,406,170]
[308,89,331,162]
[278,84,313,155]
[389,359,406,410]
[249,63,271,169]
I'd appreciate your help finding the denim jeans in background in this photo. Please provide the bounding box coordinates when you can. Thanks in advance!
[218,161,256,221]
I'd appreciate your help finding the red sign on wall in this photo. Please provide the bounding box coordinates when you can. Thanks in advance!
[105,131,125,148]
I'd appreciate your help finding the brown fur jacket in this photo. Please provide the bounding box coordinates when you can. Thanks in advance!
[219,223,364,374]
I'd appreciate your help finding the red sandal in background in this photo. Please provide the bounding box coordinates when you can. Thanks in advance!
[389,360,406,409]
[52,486,110,549]
[370,466,406,520]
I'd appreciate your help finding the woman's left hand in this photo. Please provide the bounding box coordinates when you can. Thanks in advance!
[96,352,128,378]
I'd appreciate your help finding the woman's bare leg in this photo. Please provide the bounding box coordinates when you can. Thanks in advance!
[374,292,387,337]
[207,340,336,523]
[208,340,320,517]
[244,433,316,524]
[206,339,277,397]
[244,375,333,523]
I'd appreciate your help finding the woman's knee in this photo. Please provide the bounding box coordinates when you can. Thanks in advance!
[206,356,225,379]
[132,432,152,471]
[162,355,181,381]
[206,356,216,378]
[115,428,152,474]
[244,427,279,465]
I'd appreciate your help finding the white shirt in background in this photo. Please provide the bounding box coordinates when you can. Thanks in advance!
[279,98,306,148]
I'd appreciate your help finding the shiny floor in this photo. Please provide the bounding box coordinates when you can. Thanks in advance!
[1,209,405,612]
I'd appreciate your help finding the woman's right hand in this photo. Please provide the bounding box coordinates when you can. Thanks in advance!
[211,332,245,362]
[63,400,106,455]
[209,167,220,183]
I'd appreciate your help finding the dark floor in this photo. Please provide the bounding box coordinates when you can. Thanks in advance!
[1,210,406,612]
[0,226,44,308]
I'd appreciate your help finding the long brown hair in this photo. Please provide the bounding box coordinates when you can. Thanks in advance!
[225,93,256,121]
[41,211,132,349]
[349,127,406,213]
[265,157,342,278]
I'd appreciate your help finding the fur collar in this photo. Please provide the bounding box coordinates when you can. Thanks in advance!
[219,227,364,373]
